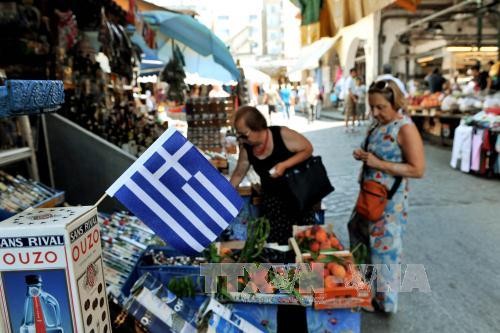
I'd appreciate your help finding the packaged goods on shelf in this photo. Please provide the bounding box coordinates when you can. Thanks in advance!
[125,273,199,333]
[0,207,110,333]
[99,212,164,291]
[121,246,206,298]
[0,170,64,214]
[185,97,235,152]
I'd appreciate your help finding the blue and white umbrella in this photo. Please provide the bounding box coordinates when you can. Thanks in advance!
[142,10,240,83]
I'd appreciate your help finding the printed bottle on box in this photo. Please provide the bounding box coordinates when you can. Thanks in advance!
[20,274,63,333]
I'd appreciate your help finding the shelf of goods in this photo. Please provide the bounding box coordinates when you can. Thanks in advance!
[98,212,164,293]
[408,105,481,146]
[185,97,235,153]
[0,171,64,216]
[0,116,39,180]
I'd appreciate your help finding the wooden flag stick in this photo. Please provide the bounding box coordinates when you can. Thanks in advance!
[94,193,108,207]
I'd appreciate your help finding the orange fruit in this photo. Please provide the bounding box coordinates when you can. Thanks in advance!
[320,241,331,250]
[324,276,337,291]
[315,229,328,242]
[330,263,346,280]
[329,236,340,249]
[326,262,336,272]
[295,231,305,239]
[310,241,320,252]
[220,247,232,256]
[305,229,312,238]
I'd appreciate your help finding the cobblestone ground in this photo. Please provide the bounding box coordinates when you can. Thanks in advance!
[279,114,500,333]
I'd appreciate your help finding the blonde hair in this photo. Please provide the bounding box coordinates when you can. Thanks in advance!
[368,79,407,113]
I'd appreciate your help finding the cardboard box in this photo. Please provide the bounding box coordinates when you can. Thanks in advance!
[0,206,111,333]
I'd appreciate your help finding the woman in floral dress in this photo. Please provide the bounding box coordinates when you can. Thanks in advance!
[350,79,425,313]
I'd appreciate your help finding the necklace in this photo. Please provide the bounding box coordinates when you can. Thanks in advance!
[253,129,269,156]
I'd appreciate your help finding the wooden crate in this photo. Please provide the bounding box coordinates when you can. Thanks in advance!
[289,225,346,263]
[289,227,372,309]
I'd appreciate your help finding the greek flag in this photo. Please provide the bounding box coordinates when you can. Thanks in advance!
[106,128,243,255]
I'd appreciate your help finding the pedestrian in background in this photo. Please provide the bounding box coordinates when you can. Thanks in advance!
[304,77,319,123]
[279,81,292,120]
[263,84,283,123]
[344,68,358,131]
[354,77,367,125]
[349,79,425,314]
[425,68,446,93]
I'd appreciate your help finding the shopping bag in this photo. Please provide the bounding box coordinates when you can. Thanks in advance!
[283,156,334,212]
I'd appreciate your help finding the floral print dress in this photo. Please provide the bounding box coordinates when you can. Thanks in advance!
[362,115,412,313]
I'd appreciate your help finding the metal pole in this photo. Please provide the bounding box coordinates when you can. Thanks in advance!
[477,0,484,50]
[497,11,500,60]
[42,114,55,187]
[397,0,477,36]
[19,115,39,181]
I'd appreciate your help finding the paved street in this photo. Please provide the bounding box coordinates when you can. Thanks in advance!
[274,113,500,332]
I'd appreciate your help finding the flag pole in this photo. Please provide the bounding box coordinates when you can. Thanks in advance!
[94,193,108,207]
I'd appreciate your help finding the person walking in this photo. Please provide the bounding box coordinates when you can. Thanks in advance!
[344,68,358,131]
[304,77,319,123]
[354,77,367,125]
[279,82,292,120]
[263,85,282,123]
[349,79,425,313]
[230,106,316,244]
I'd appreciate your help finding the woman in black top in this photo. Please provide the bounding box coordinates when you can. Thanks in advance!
[230,106,316,244]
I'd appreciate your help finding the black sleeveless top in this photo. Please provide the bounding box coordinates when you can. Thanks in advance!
[244,126,294,194]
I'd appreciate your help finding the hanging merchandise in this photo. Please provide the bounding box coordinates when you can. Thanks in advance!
[98,12,138,82]
[161,44,187,103]
[55,9,78,51]
[450,112,500,177]
[0,80,64,118]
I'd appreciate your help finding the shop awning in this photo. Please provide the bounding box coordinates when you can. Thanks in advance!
[288,36,341,75]
[130,32,166,76]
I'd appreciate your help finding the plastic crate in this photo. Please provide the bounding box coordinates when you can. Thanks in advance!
[121,246,204,297]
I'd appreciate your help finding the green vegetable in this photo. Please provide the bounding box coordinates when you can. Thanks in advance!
[351,242,369,265]
[238,217,270,263]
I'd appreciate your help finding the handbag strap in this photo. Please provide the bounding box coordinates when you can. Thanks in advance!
[361,124,402,200]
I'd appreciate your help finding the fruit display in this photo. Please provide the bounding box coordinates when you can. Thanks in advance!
[419,92,443,108]
[289,225,372,309]
[294,225,344,254]
[308,253,372,310]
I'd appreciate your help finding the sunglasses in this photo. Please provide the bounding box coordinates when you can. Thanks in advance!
[236,129,251,141]
[369,80,391,90]
[368,80,394,104]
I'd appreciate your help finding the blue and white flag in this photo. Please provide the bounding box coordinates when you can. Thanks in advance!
[106,128,243,255]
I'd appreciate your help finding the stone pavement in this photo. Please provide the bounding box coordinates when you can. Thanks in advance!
[272,113,500,333]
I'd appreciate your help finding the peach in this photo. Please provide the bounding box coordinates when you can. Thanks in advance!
[310,241,320,252]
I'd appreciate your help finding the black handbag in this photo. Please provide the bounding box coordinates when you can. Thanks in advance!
[283,156,334,212]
